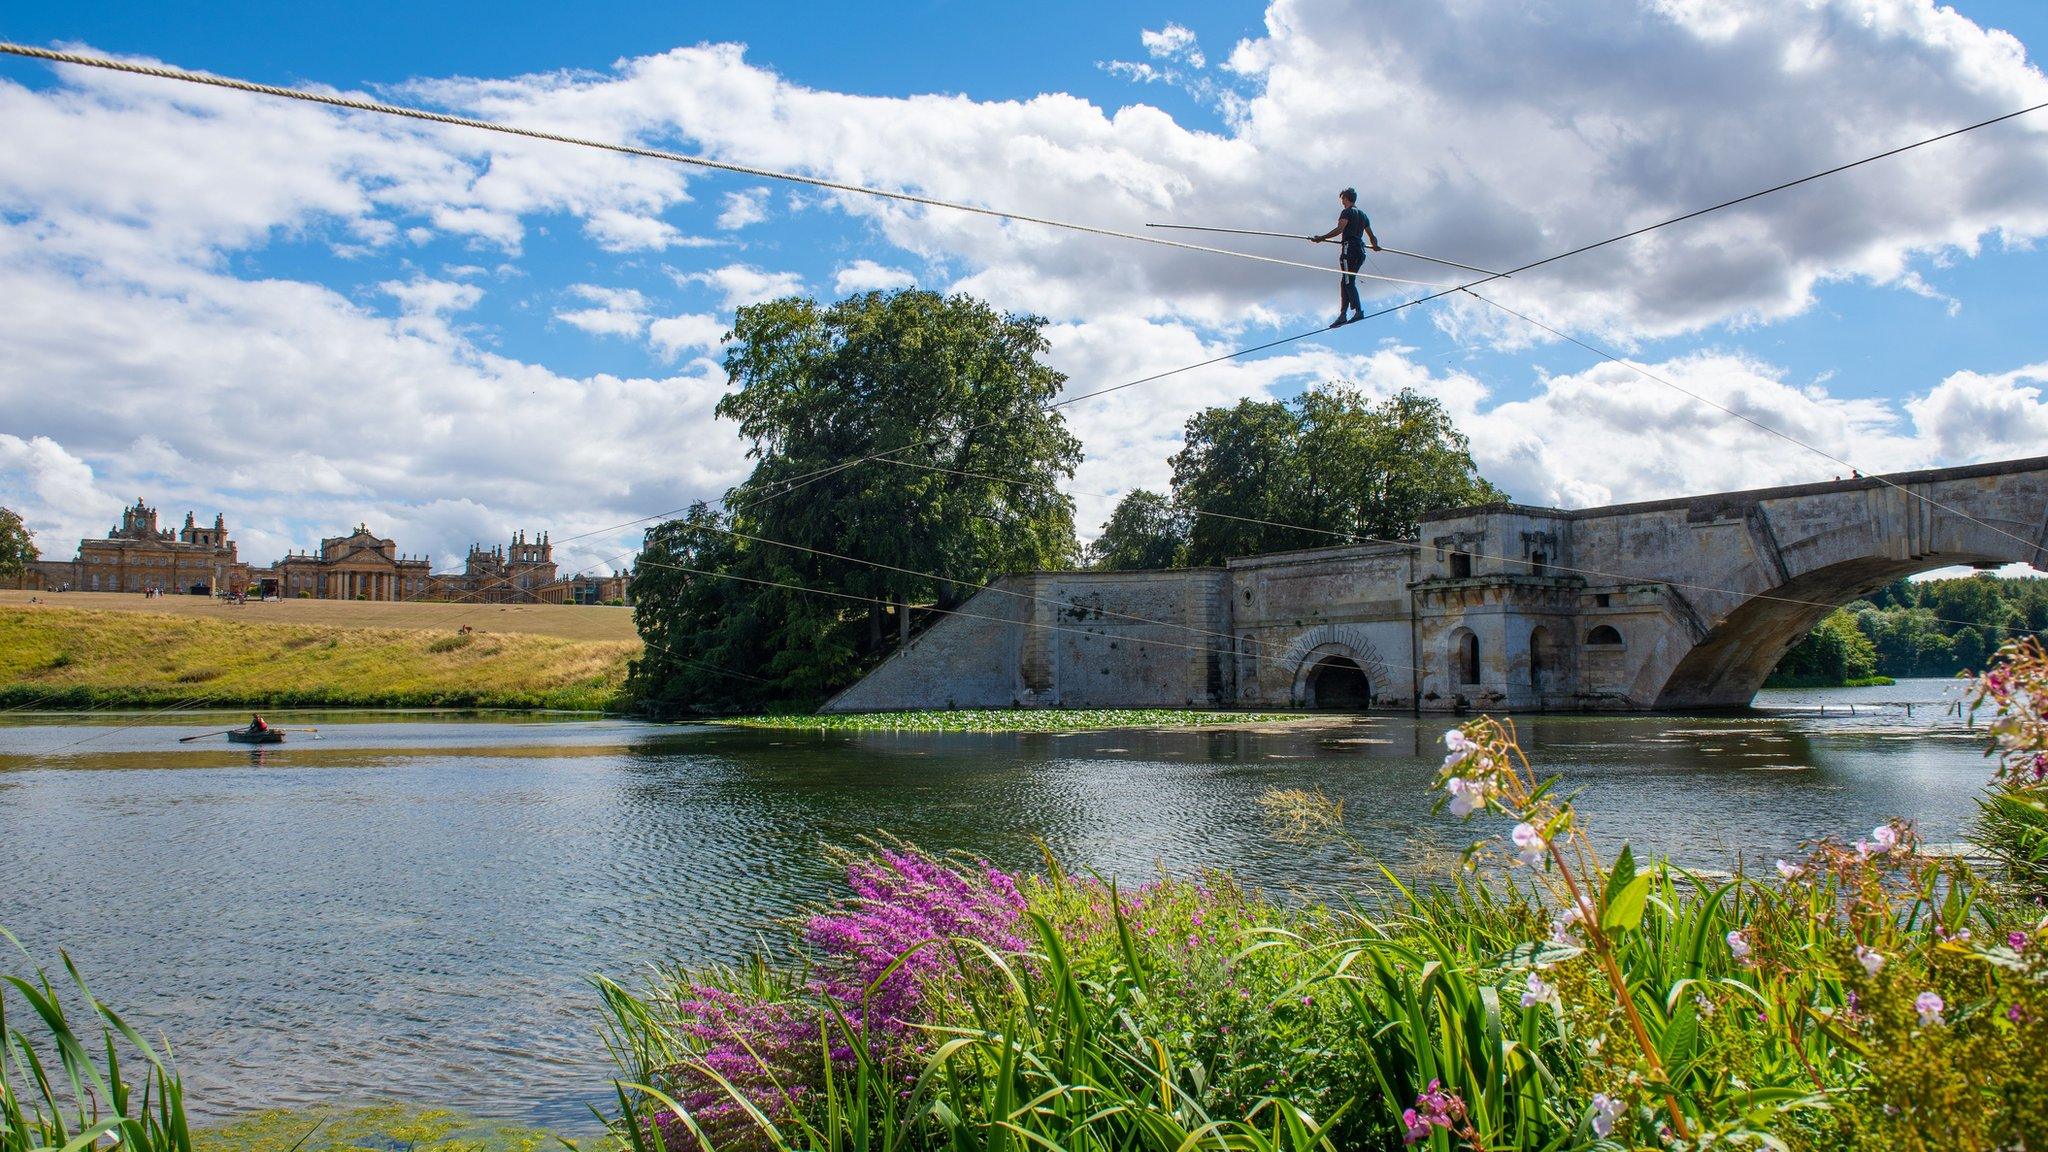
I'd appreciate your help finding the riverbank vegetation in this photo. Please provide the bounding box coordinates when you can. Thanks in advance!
[722,708,1303,733]
[1769,572,2046,687]
[0,606,632,711]
[601,650,2048,1151]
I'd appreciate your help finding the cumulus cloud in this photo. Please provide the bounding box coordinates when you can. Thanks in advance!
[679,263,806,309]
[833,259,916,294]
[554,284,650,336]
[1141,23,1206,67]
[716,188,771,229]
[647,312,729,359]
[1905,362,2048,461]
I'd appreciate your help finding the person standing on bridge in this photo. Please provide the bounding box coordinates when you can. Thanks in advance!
[1310,187,1380,327]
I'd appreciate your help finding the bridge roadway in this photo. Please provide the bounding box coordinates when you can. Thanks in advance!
[826,455,2048,713]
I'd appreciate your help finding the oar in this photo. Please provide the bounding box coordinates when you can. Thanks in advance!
[178,729,238,743]
[1144,222,1508,278]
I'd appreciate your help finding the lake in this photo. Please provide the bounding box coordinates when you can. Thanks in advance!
[0,679,1992,1130]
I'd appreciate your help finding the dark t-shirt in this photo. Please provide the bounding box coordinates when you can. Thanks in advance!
[1338,205,1370,252]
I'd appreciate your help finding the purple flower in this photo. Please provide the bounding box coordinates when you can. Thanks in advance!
[1510,822,1547,867]
[1591,1092,1622,1139]
[1521,971,1560,1010]
[1855,944,1884,976]
[1402,1079,1466,1145]
[1915,991,1945,1027]
[2009,930,2029,953]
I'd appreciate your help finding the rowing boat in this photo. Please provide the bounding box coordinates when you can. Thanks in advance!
[227,727,285,745]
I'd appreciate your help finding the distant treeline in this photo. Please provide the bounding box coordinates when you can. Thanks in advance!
[1769,573,2048,687]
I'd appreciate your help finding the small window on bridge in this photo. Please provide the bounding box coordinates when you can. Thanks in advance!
[1456,630,1480,684]
[1585,624,1624,647]
[1449,552,1473,578]
[1530,551,1547,575]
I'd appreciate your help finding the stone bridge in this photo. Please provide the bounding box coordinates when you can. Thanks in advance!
[825,456,2048,713]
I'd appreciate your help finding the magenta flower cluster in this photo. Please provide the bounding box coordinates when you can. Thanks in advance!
[1401,1078,1468,1145]
[661,849,1029,1143]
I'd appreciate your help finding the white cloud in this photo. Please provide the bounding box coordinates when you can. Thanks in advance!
[1905,362,2048,461]
[716,188,771,229]
[833,259,916,294]
[680,263,806,309]
[647,312,728,359]
[1141,23,1206,67]
[554,284,650,336]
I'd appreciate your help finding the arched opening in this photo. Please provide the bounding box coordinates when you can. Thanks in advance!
[1449,551,1473,578]
[1585,624,1623,647]
[1305,655,1373,709]
[1529,626,1553,689]
[1449,627,1480,685]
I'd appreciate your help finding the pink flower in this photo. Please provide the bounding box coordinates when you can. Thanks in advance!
[2009,930,2028,953]
[1915,991,1945,1026]
[1510,822,1547,867]
[1401,1109,1431,1143]
[1521,971,1560,1010]
[1726,929,1751,962]
[1774,858,1801,881]
[1855,944,1884,976]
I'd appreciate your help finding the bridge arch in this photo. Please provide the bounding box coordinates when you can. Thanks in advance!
[1652,551,2038,709]
[1279,626,1394,708]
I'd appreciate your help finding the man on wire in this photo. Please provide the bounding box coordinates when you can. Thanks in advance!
[1310,188,1380,327]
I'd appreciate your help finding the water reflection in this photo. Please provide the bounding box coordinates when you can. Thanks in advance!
[0,680,1990,1130]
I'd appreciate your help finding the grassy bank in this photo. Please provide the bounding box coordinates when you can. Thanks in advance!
[722,707,1305,732]
[0,606,635,711]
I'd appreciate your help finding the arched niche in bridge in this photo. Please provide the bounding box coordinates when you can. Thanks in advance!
[1529,626,1555,690]
[1585,624,1624,646]
[1448,626,1480,686]
[1284,637,1393,708]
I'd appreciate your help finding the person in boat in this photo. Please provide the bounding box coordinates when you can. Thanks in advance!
[1309,187,1380,327]
[249,713,269,733]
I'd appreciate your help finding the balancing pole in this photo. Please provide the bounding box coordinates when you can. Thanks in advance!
[1144,223,1507,278]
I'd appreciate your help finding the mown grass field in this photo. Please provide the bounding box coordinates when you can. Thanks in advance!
[0,589,636,641]
[0,604,638,711]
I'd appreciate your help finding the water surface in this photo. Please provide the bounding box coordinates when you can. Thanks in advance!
[0,680,1989,1129]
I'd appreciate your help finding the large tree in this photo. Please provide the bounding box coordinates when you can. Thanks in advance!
[1086,489,1187,571]
[0,507,37,584]
[1169,385,1503,566]
[629,290,1081,714]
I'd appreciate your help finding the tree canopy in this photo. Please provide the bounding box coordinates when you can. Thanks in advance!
[628,290,1081,714]
[1770,573,2048,685]
[0,507,37,581]
[1091,385,1504,569]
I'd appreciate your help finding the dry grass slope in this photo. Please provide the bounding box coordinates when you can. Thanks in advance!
[0,606,638,711]
[0,589,637,641]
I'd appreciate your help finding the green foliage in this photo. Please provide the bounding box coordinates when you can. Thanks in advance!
[1766,608,1882,687]
[2,931,192,1152]
[1084,489,1187,570]
[0,508,36,581]
[1169,386,1503,566]
[723,708,1297,732]
[1772,574,2048,685]
[628,290,1082,716]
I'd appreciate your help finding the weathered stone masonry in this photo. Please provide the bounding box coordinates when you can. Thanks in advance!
[827,457,2048,713]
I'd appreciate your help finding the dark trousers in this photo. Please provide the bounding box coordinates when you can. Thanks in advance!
[1339,247,1364,315]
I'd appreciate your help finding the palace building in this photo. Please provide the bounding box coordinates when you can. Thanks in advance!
[20,499,629,605]
[424,530,559,603]
[37,498,253,595]
[269,525,433,601]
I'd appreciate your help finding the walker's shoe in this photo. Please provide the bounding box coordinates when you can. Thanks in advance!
[1329,314,1351,328]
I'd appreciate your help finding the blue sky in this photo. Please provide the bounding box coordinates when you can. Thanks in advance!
[2,0,2046,578]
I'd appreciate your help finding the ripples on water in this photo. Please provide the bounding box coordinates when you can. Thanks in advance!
[0,680,1989,1129]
